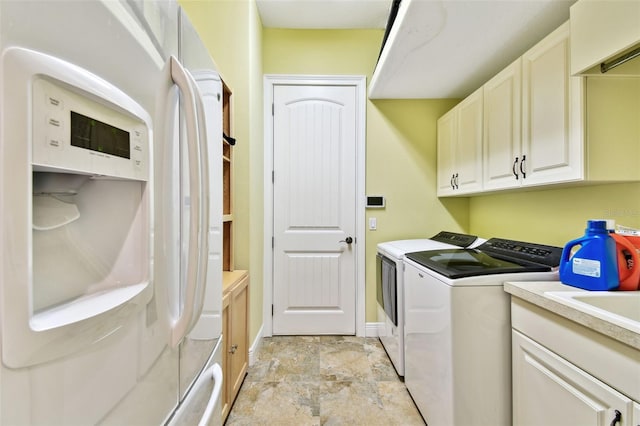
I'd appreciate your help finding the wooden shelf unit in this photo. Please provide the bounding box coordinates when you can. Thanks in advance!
[222,82,233,272]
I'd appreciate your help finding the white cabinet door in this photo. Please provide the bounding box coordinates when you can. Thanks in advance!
[483,58,521,191]
[436,108,457,196]
[455,87,483,194]
[436,87,483,196]
[522,21,584,187]
[513,330,634,426]
[570,0,640,75]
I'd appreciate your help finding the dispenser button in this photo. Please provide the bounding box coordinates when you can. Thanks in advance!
[46,93,63,110]
[47,136,62,149]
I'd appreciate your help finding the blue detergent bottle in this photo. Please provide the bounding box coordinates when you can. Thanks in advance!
[559,220,619,291]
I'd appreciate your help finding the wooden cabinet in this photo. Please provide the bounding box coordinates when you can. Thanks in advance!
[513,330,634,426]
[221,270,249,422]
[222,83,234,271]
[570,0,640,75]
[436,87,483,196]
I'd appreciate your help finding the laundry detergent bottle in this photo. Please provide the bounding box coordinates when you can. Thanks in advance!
[610,233,640,291]
[559,220,619,291]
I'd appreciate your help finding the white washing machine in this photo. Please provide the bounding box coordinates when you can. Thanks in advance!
[376,231,483,377]
[403,238,563,426]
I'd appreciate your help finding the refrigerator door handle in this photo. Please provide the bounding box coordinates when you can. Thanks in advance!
[169,56,203,348]
[187,70,210,331]
[198,363,223,426]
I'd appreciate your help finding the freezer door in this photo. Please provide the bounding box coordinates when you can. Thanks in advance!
[177,7,224,403]
[0,1,179,424]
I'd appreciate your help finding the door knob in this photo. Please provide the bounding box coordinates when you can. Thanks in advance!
[339,237,353,244]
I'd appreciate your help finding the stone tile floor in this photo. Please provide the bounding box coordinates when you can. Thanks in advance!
[225,336,425,425]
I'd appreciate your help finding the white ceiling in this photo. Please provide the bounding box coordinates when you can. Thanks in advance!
[256,0,578,98]
[256,0,392,29]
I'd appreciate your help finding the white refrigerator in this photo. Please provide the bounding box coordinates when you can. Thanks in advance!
[0,1,223,424]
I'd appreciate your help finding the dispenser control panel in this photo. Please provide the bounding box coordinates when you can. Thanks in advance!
[32,78,149,181]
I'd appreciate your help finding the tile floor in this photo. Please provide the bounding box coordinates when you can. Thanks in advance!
[224,336,425,425]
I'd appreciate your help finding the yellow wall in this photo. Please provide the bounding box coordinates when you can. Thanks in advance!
[469,183,640,247]
[263,29,469,321]
[180,1,640,339]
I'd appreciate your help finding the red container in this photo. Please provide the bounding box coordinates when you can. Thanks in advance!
[611,233,640,291]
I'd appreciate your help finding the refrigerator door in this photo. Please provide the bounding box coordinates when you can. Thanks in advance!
[131,3,224,421]
[0,1,179,424]
[177,7,224,404]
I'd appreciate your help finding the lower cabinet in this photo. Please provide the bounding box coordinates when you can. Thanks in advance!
[512,330,635,426]
[221,270,249,422]
[510,297,640,426]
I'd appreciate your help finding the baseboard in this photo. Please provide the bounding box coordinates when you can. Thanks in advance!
[366,322,383,338]
[247,322,381,366]
[248,324,264,367]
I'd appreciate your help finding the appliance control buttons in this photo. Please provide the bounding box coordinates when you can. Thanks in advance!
[46,94,63,110]
[131,129,144,170]
[45,114,64,150]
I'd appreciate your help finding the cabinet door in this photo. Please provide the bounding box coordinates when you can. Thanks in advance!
[513,330,634,426]
[570,0,640,75]
[522,21,583,187]
[436,108,457,196]
[229,275,249,402]
[221,291,231,420]
[483,58,522,191]
[455,87,483,194]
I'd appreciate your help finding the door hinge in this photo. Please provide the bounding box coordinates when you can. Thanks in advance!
[272,103,274,116]
[272,236,274,248]
[272,170,274,183]
[271,304,274,316]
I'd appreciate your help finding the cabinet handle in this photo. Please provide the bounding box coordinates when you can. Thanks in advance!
[229,344,238,354]
[512,157,519,180]
[450,174,455,190]
[454,173,459,189]
[610,409,621,426]
[520,154,526,179]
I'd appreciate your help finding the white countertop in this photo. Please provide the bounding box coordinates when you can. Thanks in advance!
[504,281,640,350]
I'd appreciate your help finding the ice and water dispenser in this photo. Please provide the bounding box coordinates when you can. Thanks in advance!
[30,77,151,327]
[1,47,153,368]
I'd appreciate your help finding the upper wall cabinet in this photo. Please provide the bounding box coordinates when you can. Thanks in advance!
[570,0,640,76]
[437,87,483,196]
[438,20,640,197]
[484,21,583,192]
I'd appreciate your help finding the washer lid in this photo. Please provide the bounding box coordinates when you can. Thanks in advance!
[405,238,563,279]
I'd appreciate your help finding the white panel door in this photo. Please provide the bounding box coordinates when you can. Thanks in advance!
[272,84,357,335]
